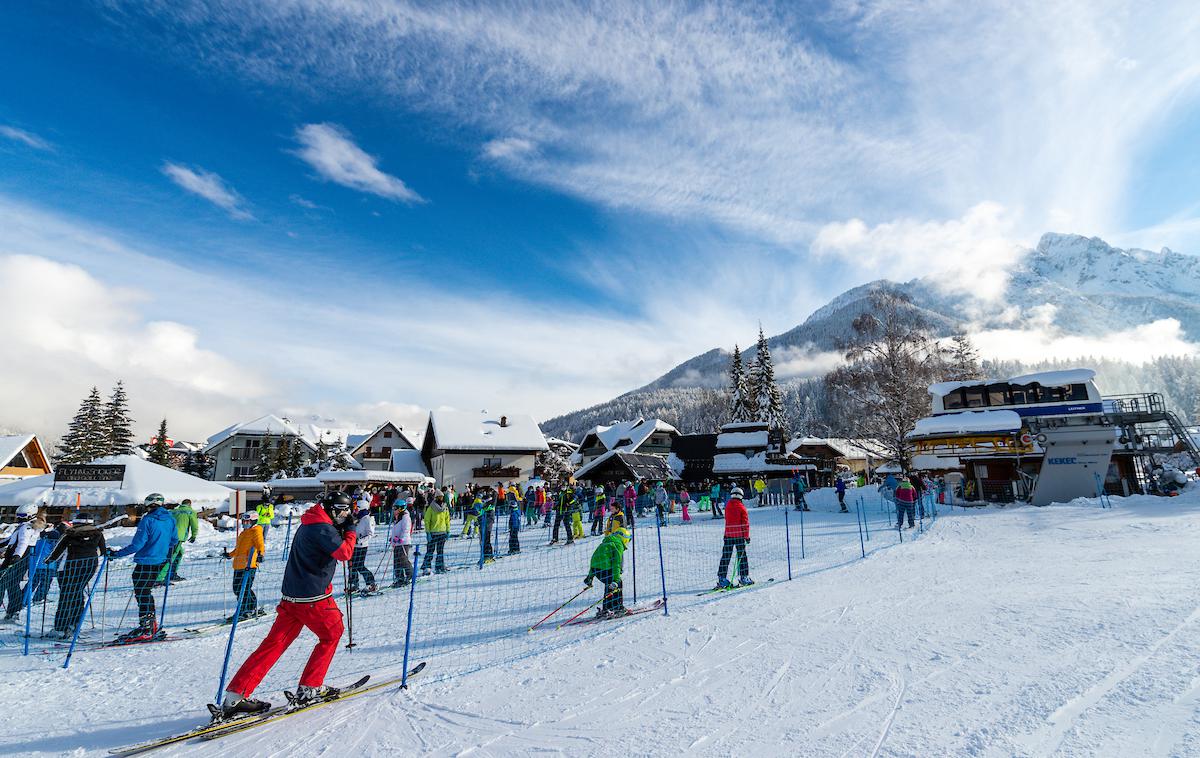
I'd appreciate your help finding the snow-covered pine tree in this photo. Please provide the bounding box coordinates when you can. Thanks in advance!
[946,333,983,381]
[103,380,135,456]
[148,419,171,465]
[287,437,305,476]
[328,436,354,470]
[728,345,750,422]
[56,386,107,464]
[316,437,330,468]
[273,436,293,476]
[254,436,276,481]
[752,326,785,429]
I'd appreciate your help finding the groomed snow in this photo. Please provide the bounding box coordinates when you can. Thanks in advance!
[5,488,1200,756]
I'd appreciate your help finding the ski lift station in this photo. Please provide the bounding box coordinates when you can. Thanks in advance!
[907,369,1200,505]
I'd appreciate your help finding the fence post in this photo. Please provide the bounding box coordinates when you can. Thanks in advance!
[783,507,793,581]
[215,548,257,703]
[653,507,669,616]
[158,555,176,631]
[63,555,108,669]
[22,539,50,656]
[860,496,870,541]
[281,512,294,561]
[854,497,866,558]
[631,516,638,604]
[401,545,420,689]
[798,499,806,560]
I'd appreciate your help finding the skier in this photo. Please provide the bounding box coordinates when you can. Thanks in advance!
[44,511,106,639]
[28,523,61,603]
[461,490,480,538]
[653,482,669,527]
[679,488,692,523]
[420,494,450,575]
[478,491,497,562]
[793,475,810,511]
[709,481,724,518]
[390,504,413,587]
[550,488,575,545]
[524,485,538,526]
[164,498,199,583]
[507,492,522,555]
[584,526,630,618]
[256,494,275,540]
[895,477,918,529]
[222,511,266,621]
[108,493,178,641]
[570,489,585,540]
[715,487,753,589]
[347,506,377,594]
[1,505,43,623]
[835,477,849,513]
[220,492,358,716]
[621,482,636,524]
[590,490,607,535]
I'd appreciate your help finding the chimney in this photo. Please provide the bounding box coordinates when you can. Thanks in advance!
[500,416,508,428]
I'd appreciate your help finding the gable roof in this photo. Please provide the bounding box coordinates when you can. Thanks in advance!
[349,421,420,456]
[389,448,430,477]
[580,418,679,454]
[425,411,548,452]
[204,414,314,452]
[575,451,678,482]
[0,434,38,470]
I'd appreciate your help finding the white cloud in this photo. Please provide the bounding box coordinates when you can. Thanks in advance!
[289,193,321,210]
[161,162,254,220]
[811,202,1028,301]
[483,137,536,161]
[972,312,1200,365]
[293,123,423,203]
[0,125,53,151]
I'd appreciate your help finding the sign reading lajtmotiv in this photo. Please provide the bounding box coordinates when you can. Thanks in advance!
[54,464,127,484]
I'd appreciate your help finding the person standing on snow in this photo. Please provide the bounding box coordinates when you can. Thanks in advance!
[163,498,199,583]
[461,490,480,538]
[792,476,810,511]
[390,505,413,586]
[256,495,275,540]
[709,481,724,519]
[569,489,585,540]
[220,492,358,716]
[622,482,636,525]
[715,487,753,589]
[108,493,178,641]
[44,511,106,638]
[1,505,43,623]
[590,489,608,535]
[550,488,575,545]
[584,526,631,618]
[895,477,918,529]
[222,511,266,621]
[524,486,538,526]
[835,477,849,513]
[347,506,377,594]
[420,494,450,575]
[478,490,497,561]
[679,488,692,523]
[507,493,523,555]
[653,482,669,526]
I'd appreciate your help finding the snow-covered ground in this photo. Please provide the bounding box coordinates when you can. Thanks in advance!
[4,488,1200,756]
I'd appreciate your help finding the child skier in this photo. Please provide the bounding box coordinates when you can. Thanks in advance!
[507,494,522,555]
[221,511,266,621]
[589,490,607,535]
[584,526,630,618]
[219,492,358,717]
[679,488,692,523]
[715,487,753,589]
[390,505,413,586]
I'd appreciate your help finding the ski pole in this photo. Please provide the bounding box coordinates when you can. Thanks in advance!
[158,553,175,632]
[557,587,619,630]
[215,548,256,703]
[783,507,792,581]
[344,562,355,650]
[529,586,589,632]
[63,555,108,669]
[400,545,419,689]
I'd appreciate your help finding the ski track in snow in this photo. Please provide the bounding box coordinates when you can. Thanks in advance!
[5,490,1200,756]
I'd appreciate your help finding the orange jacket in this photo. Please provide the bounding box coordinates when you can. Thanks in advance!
[231,524,265,570]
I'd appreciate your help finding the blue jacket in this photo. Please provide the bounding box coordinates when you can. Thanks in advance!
[508,506,521,531]
[113,507,178,565]
[835,479,846,493]
[281,505,356,603]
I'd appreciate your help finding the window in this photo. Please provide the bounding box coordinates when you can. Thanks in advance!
[382,447,392,457]
[246,439,260,448]
[233,466,253,479]
[963,387,987,408]
[483,457,502,468]
[1042,385,1067,403]
[383,431,393,438]
[1066,383,1089,401]
[943,390,966,410]
[365,446,373,454]
[1009,384,1032,405]
[987,384,1010,407]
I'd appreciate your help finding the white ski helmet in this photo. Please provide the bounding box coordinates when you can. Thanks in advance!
[15,503,38,519]
[731,487,744,498]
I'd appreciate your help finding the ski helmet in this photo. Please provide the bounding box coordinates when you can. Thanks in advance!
[240,511,258,522]
[15,503,38,520]
[71,511,95,525]
[731,487,744,498]
[321,491,354,518]
[144,493,166,507]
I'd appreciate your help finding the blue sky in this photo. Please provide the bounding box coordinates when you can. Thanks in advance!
[2,1,1199,442]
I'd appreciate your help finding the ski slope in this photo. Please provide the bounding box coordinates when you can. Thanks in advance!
[4,489,1200,756]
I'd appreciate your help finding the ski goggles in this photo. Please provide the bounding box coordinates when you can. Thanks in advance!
[145,494,166,506]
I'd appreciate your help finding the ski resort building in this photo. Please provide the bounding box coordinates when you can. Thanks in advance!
[347,421,424,473]
[0,434,52,481]
[710,421,812,486]
[420,411,548,488]
[573,418,679,467]
[203,414,373,481]
[907,368,1200,504]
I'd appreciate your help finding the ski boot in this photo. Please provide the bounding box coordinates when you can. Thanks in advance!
[116,620,160,644]
[218,692,271,721]
[594,607,610,619]
[738,577,755,587]
[715,577,733,590]
[610,606,631,617]
[364,583,378,594]
[293,684,339,706]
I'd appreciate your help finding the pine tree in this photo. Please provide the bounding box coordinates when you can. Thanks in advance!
[103,380,135,456]
[287,437,305,476]
[316,437,330,469]
[56,387,107,464]
[148,419,171,465]
[254,436,276,481]
[946,333,983,381]
[273,436,292,476]
[728,345,751,423]
[752,326,784,429]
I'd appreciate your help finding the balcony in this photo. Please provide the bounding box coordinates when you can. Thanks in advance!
[362,450,392,460]
[230,448,262,462]
[473,465,522,479]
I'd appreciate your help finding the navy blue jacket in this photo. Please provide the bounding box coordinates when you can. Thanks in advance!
[281,505,356,603]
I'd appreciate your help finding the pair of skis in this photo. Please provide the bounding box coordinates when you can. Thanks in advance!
[109,661,426,756]
[695,577,774,596]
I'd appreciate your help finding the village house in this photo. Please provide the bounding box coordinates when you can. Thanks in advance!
[0,434,52,481]
[420,411,548,488]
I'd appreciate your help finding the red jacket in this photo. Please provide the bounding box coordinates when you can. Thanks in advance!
[723,498,749,539]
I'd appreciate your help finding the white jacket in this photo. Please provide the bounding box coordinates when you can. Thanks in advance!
[389,512,412,547]
[354,514,376,546]
[4,522,38,560]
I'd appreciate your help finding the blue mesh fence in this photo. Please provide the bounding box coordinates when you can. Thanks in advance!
[1,486,938,698]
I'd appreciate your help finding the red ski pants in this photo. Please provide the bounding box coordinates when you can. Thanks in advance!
[228,597,344,696]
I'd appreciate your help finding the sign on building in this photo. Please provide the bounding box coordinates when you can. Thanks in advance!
[54,464,127,485]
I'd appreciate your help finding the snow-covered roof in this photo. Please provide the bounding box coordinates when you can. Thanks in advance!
[909,410,1023,438]
[715,431,769,449]
[390,449,429,477]
[319,470,431,485]
[786,437,846,455]
[584,418,677,454]
[0,455,233,509]
[204,414,310,452]
[712,452,802,474]
[348,421,421,456]
[0,434,36,469]
[929,368,1097,397]
[720,421,769,432]
[823,438,890,460]
[427,411,548,452]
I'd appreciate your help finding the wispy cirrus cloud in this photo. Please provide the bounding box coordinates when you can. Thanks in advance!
[0,125,53,151]
[161,161,254,220]
[293,123,423,203]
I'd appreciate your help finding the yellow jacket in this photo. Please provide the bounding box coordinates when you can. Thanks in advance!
[231,524,265,570]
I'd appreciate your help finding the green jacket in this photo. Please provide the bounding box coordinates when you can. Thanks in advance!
[588,533,626,583]
[256,501,275,526]
[424,503,450,534]
[172,503,199,542]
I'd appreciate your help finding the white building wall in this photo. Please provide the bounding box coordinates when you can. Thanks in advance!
[434,452,539,489]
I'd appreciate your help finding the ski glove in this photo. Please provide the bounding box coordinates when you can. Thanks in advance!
[584,573,594,588]
[606,582,618,593]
